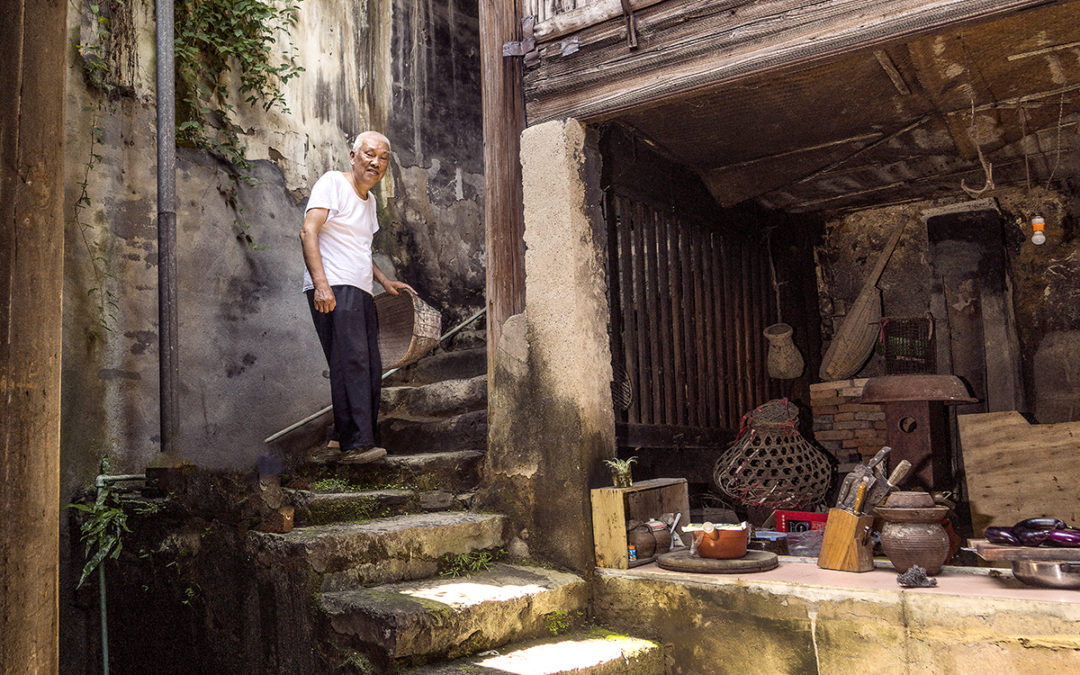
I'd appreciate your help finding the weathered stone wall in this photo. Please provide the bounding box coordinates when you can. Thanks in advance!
[60,2,483,668]
[383,0,486,324]
[814,185,1080,422]
[61,0,483,481]
[594,567,1080,673]
[479,119,616,573]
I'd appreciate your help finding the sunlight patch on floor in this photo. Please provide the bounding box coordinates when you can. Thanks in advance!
[472,637,647,674]
[402,582,548,607]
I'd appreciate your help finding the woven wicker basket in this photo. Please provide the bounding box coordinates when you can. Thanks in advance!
[374,290,441,371]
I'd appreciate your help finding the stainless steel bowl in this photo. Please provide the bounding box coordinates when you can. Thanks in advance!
[1012,560,1080,589]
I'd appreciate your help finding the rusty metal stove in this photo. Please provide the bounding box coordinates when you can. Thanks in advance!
[859,375,975,492]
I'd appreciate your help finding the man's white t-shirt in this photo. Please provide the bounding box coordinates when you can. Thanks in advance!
[302,171,380,295]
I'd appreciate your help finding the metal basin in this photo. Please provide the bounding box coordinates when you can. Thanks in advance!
[1012,560,1080,589]
[858,374,977,404]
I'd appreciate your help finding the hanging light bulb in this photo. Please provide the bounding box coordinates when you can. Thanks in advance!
[1028,216,1045,245]
[1032,216,1046,245]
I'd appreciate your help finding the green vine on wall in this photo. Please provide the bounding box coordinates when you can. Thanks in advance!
[71,0,303,333]
[175,0,304,173]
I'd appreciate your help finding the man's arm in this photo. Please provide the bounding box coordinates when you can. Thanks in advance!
[373,261,415,296]
[300,207,336,313]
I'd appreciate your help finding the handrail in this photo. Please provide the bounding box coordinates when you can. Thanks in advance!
[263,306,487,444]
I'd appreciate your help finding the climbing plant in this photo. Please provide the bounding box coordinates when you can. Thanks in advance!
[175,0,304,173]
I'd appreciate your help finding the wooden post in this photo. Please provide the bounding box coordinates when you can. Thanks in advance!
[0,0,67,669]
[480,0,527,379]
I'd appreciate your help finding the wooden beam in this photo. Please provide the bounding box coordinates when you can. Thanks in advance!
[481,0,528,381]
[0,0,67,670]
[617,422,733,449]
[524,0,1056,125]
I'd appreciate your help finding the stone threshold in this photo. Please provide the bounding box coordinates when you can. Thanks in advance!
[600,556,1080,605]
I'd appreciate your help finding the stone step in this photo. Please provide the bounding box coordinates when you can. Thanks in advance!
[377,409,487,454]
[287,488,474,527]
[249,511,507,590]
[382,374,487,419]
[405,628,666,674]
[297,450,484,494]
[286,488,419,527]
[319,563,588,667]
[384,346,486,386]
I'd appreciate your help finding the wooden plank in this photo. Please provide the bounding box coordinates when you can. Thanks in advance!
[657,208,676,425]
[958,411,1080,535]
[643,203,663,423]
[617,422,730,449]
[679,221,698,427]
[669,216,686,425]
[737,240,753,414]
[1,0,67,668]
[702,227,718,428]
[533,0,668,41]
[617,196,640,423]
[591,486,630,568]
[971,539,1080,562]
[692,223,708,426]
[632,200,651,421]
[481,0,527,379]
[604,191,627,421]
[524,0,1054,124]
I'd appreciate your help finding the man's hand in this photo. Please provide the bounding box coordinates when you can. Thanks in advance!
[382,279,416,296]
[313,283,336,313]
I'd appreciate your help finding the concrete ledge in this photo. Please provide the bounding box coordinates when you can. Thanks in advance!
[594,558,1080,673]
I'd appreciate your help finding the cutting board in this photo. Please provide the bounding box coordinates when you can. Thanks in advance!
[656,549,778,573]
[970,539,1080,562]
[958,411,1080,534]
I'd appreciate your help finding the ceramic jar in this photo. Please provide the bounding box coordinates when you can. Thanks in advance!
[874,491,950,575]
[764,323,805,379]
[628,525,656,559]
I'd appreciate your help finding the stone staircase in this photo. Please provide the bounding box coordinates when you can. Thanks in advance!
[249,345,665,672]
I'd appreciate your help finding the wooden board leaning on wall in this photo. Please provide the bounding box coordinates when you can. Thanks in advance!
[958,411,1080,535]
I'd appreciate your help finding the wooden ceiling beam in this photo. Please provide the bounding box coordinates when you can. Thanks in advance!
[523,0,1056,125]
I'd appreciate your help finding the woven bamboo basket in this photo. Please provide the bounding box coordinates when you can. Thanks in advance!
[374,290,441,371]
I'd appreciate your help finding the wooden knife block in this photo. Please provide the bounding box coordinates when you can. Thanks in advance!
[817,507,874,572]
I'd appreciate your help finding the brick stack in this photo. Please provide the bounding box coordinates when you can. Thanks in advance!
[810,379,888,461]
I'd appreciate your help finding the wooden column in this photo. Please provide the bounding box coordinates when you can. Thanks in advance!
[480,0,527,378]
[0,0,67,670]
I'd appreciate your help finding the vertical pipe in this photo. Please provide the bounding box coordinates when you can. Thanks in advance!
[99,563,109,675]
[157,0,179,452]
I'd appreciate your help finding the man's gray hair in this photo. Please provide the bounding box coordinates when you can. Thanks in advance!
[352,130,390,152]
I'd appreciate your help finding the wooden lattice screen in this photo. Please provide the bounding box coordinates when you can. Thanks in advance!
[606,190,780,447]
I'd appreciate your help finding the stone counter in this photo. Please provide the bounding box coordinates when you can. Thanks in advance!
[593,558,1080,673]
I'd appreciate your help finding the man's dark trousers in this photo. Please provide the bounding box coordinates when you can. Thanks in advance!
[307,285,382,449]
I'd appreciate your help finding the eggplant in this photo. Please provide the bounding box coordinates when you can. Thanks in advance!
[1013,527,1053,546]
[984,526,1020,546]
[1045,528,1080,548]
[1014,517,1068,531]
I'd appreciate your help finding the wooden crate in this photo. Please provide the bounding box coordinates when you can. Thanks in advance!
[591,478,690,569]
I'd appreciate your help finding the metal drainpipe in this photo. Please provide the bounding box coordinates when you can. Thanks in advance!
[157,0,179,454]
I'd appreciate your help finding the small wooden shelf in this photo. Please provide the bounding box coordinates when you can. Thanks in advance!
[591,477,691,569]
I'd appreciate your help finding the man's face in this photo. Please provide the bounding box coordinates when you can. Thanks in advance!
[351,135,391,191]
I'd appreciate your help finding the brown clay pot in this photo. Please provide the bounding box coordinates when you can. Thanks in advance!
[695,523,748,559]
[628,525,656,558]
[874,492,950,575]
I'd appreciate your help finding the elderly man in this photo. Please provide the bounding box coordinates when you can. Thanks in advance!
[300,131,413,463]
